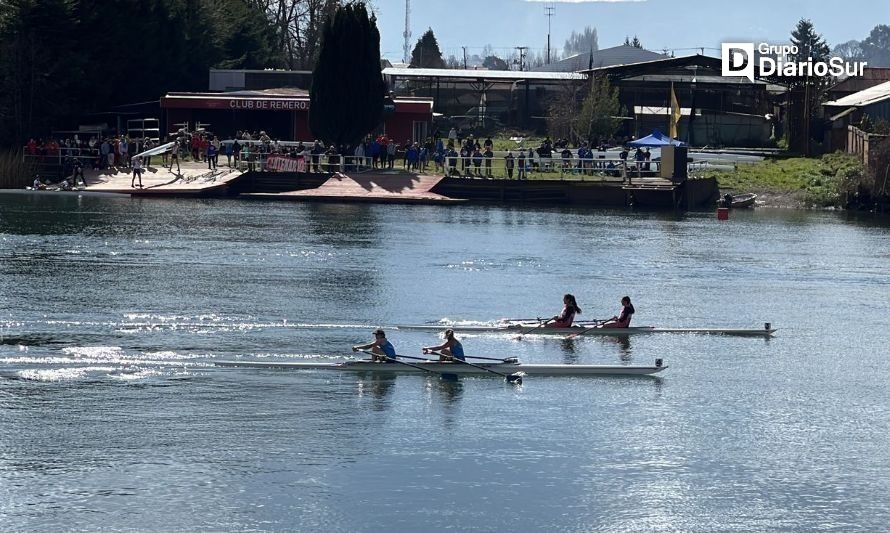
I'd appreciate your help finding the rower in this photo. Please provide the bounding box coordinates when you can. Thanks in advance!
[352,329,397,362]
[422,329,465,361]
[601,296,634,328]
[546,293,582,328]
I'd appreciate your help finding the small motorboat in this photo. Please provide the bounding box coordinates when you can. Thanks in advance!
[719,192,757,208]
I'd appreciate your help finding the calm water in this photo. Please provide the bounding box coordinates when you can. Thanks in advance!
[1,191,889,532]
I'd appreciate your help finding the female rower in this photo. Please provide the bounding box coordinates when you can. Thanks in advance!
[602,296,634,328]
[546,293,582,328]
[422,329,465,361]
[352,329,397,362]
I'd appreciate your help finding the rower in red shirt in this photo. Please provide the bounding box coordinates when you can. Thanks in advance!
[602,296,635,328]
[547,294,582,328]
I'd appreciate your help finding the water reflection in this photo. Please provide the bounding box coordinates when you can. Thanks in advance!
[355,374,394,410]
[558,338,578,362]
[433,374,463,405]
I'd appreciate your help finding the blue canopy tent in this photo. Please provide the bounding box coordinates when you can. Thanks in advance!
[629,130,685,147]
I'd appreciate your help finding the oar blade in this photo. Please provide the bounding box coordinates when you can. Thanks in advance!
[505,372,524,385]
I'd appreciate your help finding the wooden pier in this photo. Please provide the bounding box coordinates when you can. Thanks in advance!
[82,161,243,196]
[245,172,464,205]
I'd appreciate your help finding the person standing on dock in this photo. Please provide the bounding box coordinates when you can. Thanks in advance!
[131,156,144,188]
[472,146,483,177]
[505,151,515,179]
[423,329,466,361]
[517,149,527,180]
[206,140,217,170]
[142,138,155,167]
[547,294,582,328]
[386,139,396,170]
[602,296,635,328]
[169,141,181,174]
[483,146,493,178]
[353,329,398,363]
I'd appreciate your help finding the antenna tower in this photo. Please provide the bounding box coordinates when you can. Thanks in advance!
[403,0,412,64]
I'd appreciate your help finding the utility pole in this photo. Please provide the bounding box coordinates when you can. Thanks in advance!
[402,0,411,64]
[515,46,528,71]
[544,5,554,65]
[462,46,467,69]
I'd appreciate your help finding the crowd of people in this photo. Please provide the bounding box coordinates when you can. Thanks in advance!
[24,127,658,183]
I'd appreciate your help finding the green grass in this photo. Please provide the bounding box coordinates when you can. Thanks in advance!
[702,152,865,208]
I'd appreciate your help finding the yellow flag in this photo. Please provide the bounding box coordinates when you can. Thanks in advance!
[670,83,681,139]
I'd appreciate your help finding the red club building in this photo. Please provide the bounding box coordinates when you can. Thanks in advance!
[160,86,433,144]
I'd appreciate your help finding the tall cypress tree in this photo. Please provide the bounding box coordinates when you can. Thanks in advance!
[309,3,386,148]
[409,29,446,68]
[786,19,831,155]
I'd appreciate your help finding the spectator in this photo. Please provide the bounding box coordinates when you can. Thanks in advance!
[517,149,527,180]
[386,139,396,169]
[471,147,482,177]
[505,150,515,179]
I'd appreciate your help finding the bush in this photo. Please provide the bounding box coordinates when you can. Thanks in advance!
[804,152,866,207]
[0,149,36,188]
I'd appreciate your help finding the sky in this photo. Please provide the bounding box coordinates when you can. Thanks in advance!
[368,0,880,63]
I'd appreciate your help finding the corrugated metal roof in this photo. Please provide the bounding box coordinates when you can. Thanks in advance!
[537,45,668,72]
[824,80,890,107]
[621,74,767,85]
[382,67,584,81]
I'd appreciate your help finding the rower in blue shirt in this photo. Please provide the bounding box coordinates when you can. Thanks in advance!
[422,329,466,361]
[352,329,397,362]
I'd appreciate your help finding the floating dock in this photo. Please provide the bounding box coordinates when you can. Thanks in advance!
[245,172,464,205]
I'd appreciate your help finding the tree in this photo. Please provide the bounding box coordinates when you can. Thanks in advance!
[624,35,643,49]
[832,40,865,62]
[563,26,598,57]
[578,75,621,143]
[546,75,620,144]
[309,2,386,148]
[482,55,509,71]
[0,0,88,143]
[785,18,831,155]
[246,0,339,70]
[0,0,284,145]
[861,24,890,67]
[409,28,446,68]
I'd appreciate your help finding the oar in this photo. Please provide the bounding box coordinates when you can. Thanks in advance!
[356,349,437,373]
[515,317,555,339]
[465,355,519,363]
[428,351,524,384]
[563,319,607,340]
[499,317,543,323]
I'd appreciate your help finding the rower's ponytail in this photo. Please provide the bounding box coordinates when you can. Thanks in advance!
[565,293,582,315]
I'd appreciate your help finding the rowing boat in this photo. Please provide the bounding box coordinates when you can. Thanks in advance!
[396,323,776,337]
[214,359,667,376]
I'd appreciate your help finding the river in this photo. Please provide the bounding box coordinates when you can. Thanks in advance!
[1,191,889,531]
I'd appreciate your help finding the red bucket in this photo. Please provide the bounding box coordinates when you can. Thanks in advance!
[717,207,729,220]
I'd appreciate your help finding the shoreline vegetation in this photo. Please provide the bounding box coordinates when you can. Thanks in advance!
[702,152,867,209]
[0,149,36,188]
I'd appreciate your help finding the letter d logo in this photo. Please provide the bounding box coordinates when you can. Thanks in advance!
[722,43,755,83]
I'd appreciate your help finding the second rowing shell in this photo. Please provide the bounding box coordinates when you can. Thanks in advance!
[395,324,777,337]
[215,360,667,376]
